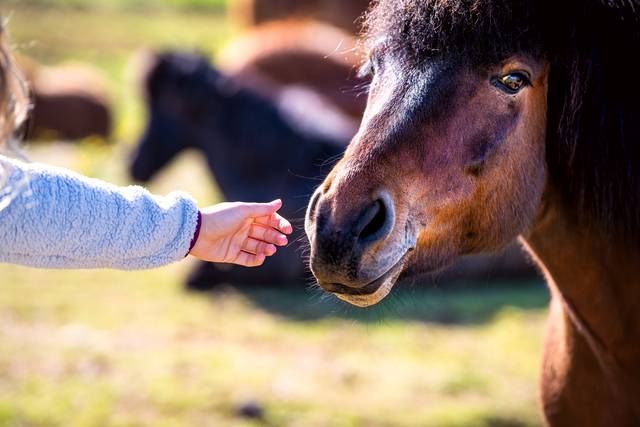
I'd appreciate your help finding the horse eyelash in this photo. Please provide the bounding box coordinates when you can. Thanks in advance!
[357,60,374,79]
[519,73,533,87]
[511,71,533,87]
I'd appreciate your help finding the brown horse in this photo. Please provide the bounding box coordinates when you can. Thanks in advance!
[217,20,368,121]
[229,0,372,34]
[304,0,640,425]
[17,58,112,141]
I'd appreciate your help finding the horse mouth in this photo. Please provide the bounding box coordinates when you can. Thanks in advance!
[326,252,411,308]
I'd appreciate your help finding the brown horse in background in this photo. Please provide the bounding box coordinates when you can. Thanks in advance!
[229,0,371,34]
[218,20,368,122]
[17,57,112,141]
[305,0,640,425]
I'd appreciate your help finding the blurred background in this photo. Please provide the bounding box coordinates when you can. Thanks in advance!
[0,0,549,426]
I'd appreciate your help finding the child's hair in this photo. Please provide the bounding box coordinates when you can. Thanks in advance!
[0,18,29,149]
[0,18,30,211]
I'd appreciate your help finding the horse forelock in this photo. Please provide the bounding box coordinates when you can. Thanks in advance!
[362,0,640,247]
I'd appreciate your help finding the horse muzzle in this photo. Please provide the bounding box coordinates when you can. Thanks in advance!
[305,187,415,307]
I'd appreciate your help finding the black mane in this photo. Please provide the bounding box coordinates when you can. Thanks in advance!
[364,0,640,245]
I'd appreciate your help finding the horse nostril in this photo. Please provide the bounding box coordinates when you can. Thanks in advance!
[307,190,395,286]
[355,193,394,244]
[359,199,385,239]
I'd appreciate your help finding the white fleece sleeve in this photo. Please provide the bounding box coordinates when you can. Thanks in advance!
[0,155,199,270]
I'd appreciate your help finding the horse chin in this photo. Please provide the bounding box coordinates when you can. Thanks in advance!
[332,252,410,308]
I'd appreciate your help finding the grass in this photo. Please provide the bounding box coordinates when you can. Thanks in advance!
[0,264,548,427]
[0,4,550,427]
[2,0,227,13]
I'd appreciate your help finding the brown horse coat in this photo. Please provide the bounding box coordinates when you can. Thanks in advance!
[218,20,368,121]
[229,0,372,34]
[19,59,112,141]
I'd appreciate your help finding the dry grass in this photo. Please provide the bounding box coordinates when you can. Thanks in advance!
[0,262,547,427]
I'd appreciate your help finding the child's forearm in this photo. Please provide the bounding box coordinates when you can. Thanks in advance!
[0,155,199,270]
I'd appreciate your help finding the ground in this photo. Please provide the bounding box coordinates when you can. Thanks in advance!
[0,2,549,426]
[0,264,547,427]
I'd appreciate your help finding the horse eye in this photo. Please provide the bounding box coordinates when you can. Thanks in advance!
[493,72,531,94]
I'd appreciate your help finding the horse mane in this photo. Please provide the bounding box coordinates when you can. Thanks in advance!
[363,0,640,246]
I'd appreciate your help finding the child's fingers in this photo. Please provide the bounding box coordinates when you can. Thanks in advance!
[241,199,282,218]
[249,224,288,246]
[234,251,266,267]
[255,213,293,234]
[242,238,277,256]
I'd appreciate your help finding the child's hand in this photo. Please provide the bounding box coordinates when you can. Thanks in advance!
[189,199,293,267]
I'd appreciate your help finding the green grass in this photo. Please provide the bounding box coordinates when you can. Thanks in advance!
[0,4,550,426]
[0,264,548,427]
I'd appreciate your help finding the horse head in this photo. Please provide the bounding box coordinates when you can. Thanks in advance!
[130,51,214,182]
[305,0,560,307]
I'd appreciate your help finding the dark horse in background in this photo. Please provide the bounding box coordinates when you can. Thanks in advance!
[305,0,640,425]
[130,20,367,290]
[130,51,346,289]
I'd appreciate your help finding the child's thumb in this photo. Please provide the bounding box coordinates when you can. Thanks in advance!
[242,199,282,217]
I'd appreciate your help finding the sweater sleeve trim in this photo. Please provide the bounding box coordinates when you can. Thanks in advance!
[187,210,202,256]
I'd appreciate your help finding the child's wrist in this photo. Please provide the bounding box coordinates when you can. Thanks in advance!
[187,210,203,256]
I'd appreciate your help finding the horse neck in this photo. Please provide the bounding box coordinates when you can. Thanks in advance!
[196,90,343,189]
[521,189,640,378]
[193,100,334,205]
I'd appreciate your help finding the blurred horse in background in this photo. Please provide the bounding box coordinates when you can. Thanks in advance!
[130,51,347,289]
[229,0,372,34]
[130,20,368,290]
[217,20,367,121]
[18,56,112,141]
